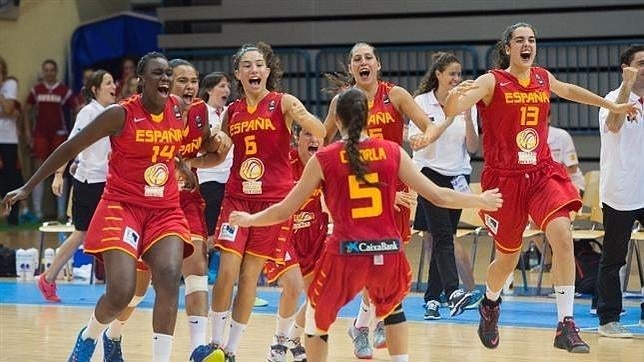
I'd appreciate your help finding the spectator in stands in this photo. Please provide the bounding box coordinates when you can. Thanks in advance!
[595,44,644,338]
[547,111,585,195]
[71,68,95,116]
[115,57,137,99]
[119,75,139,100]
[24,59,74,220]
[0,56,22,225]
[408,52,481,320]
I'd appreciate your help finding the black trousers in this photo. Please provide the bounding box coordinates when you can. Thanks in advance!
[419,167,468,302]
[596,203,644,325]
[0,144,22,225]
[199,180,226,236]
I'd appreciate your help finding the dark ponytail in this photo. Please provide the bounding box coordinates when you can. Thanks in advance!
[495,22,536,69]
[80,69,109,103]
[336,88,372,184]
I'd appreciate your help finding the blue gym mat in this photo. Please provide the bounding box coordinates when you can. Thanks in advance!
[1,279,642,334]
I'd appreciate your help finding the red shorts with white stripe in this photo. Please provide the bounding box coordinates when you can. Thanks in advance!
[307,252,411,333]
[479,160,582,254]
[85,199,193,263]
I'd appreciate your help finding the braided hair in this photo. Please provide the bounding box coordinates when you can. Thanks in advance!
[336,88,372,184]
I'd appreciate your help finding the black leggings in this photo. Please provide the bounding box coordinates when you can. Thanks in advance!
[0,144,22,224]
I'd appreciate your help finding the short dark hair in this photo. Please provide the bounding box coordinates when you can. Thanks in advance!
[42,59,57,70]
[620,45,644,66]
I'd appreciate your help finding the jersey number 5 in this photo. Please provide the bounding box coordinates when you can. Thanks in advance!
[348,173,382,219]
[520,106,539,126]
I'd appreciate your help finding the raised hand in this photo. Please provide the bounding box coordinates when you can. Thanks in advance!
[622,66,638,86]
[1,187,29,216]
[479,188,503,211]
[450,80,479,97]
[394,190,416,212]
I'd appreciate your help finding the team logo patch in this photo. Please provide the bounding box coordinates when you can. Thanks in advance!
[293,211,315,229]
[240,157,265,194]
[218,223,238,242]
[195,115,203,128]
[144,163,170,186]
[536,74,545,85]
[268,100,276,112]
[239,157,265,181]
[383,93,391,104]
[123,227,140,249]
[173,105,182,119]
[143,163,169,198]
[484,214,499,235]
[340,239,401,255]
[516,128,539,152]
[516,128,539,165]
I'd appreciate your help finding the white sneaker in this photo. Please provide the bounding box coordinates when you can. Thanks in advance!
[598,322,633,338]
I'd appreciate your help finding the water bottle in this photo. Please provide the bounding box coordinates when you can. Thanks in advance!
[528,242,539,269]
[26,248,39,280]
[44,248,55,273]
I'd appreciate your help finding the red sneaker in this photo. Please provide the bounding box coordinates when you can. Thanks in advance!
[38,274,61,302]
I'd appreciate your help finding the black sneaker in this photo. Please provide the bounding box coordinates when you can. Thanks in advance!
[553,316,590,353]
[477,297,501,349]
[449,289,477,317]
[424,300,441,320]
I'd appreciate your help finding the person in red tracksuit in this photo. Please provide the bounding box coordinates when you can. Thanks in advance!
[227,87,502,362]
[444,22,638,354]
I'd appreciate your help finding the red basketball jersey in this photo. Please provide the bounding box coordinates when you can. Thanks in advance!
[26,82,73,135]
[179,98,208,203]
[289,148,324,230]
[102,95,184,208]
[366,81,405,144]
[477,67,552,170]
[225,92,293,201]
[316,139,402,255]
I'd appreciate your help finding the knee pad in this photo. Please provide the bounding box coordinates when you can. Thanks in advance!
[383,304,406,325]
[128,295,144,308]
[184,275,208,296]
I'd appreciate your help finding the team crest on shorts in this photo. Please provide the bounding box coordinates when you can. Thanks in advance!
[123,227,140,249]
[484,214,499,235]
[219,223,238,242]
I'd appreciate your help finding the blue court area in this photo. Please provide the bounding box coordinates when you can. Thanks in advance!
[1,279,642,334]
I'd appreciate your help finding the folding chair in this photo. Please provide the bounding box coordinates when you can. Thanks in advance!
[623,223,644,295]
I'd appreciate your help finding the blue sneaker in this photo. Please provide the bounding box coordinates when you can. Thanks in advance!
[190,343,228,362]
[68,327,97,362]
[102,331,124,361]
[465,289,484,310]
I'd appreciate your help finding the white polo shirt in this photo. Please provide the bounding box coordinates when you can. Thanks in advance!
[548,126,585,191]
[197,104,233,184]
[0,78,18,144]
[69,100,110,183]
[598,87,644,211]
[408,90,478,176]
